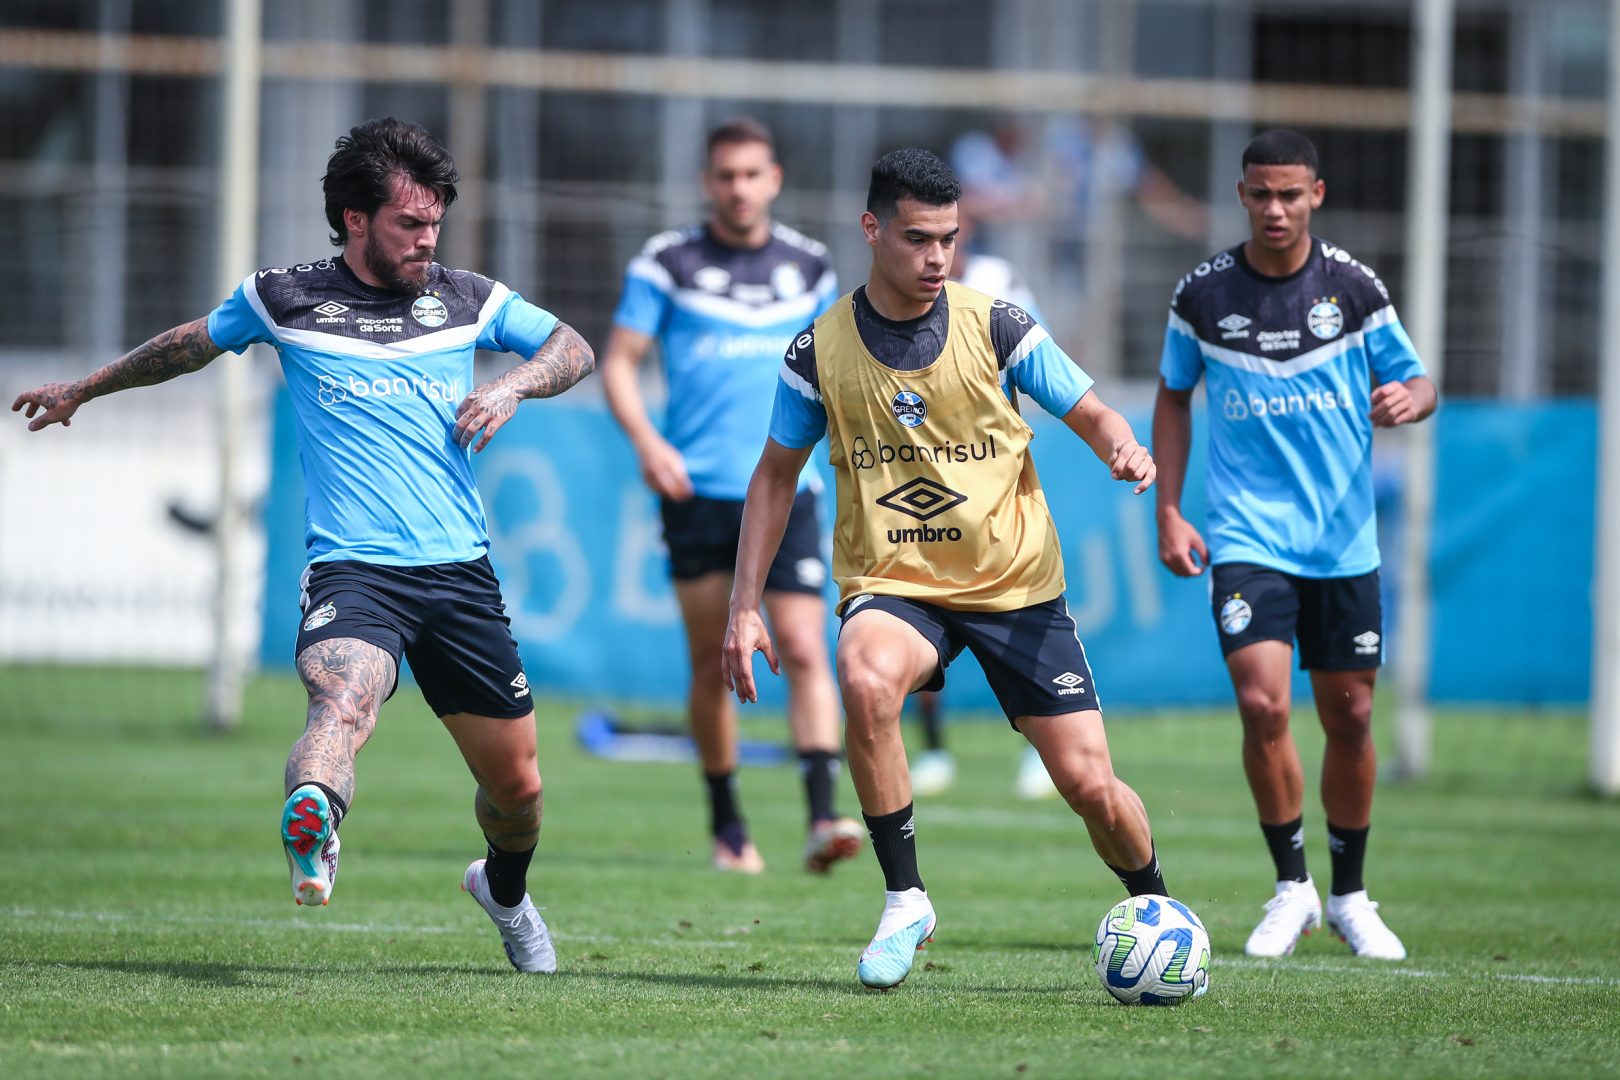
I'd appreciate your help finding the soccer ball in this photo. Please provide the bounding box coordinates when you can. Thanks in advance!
[1093,894,1211,1005]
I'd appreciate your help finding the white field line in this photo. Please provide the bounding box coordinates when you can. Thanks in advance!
[3,907,1616,988]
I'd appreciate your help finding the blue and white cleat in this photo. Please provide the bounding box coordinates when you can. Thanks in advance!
[282,784,340,907]
[857,889,936,990]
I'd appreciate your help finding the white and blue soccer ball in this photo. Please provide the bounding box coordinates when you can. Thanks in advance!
[1093,893,1211,1005]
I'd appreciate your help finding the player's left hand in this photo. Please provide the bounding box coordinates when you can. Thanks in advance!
[11,382,84,431]
[1110,440,1157,495]
[1370,381,1417,427]
[453,383,521,453]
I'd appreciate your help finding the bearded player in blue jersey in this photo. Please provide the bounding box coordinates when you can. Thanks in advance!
[600,118,862,876]
[1153,129,1436,962]
[12,118,594,973]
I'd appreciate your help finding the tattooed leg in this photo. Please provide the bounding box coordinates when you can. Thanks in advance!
[288,638,397,806]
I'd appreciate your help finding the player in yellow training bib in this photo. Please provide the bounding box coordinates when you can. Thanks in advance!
[721,148,1170,990]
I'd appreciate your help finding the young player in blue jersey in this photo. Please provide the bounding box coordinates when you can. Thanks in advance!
[1152,129,1437,961]
[12,118,594,973]
[600,118,863,876]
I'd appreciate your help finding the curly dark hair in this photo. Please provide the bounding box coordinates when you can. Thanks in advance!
[322,117,460,247]
[866,148,961,223]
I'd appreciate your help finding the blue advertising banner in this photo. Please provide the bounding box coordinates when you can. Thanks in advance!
[260,394,1597,710]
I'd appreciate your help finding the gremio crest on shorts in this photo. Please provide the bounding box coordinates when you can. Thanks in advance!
[1219,595,1252,635]
[302,602,337,632]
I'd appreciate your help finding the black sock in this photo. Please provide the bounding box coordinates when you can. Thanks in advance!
[917,693,945,752]
[799,750,839,824]
[863,803,924,892]
[1108,843,1166,897]
[483,841,535,908]
[705,770,743,837]
[291,781,347,831]
[1261,816,1309,883]
[1327,822,1370,896]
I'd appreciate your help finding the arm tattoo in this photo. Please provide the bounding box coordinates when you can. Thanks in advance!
[496,322,596,401]
[75,317,224,404]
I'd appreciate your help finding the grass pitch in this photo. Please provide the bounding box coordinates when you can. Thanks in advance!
[2,666,1617,1078]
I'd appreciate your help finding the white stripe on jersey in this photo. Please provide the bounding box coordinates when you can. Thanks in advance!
[1168,305,1396,380]
[626,254,676,294]
[779,359,821,403]
[243,278,514,361]
[672,287,828,330]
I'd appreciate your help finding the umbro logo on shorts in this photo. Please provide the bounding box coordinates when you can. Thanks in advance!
[1051,671,1087,696]
[510,672,531,698]
[1353,631,1380,655]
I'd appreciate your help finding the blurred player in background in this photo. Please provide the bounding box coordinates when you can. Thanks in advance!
[601,118,862,876]
[12,117,594,974]
[1153,129,1436,961]
[723,149,1170,990]
[908,207,1058,803]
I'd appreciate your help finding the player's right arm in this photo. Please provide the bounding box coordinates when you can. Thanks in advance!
[11,317,223,431]
[723,327,827,703]
[599,325,692,501]
[722,436,813,704]
[1152,276,1210,577]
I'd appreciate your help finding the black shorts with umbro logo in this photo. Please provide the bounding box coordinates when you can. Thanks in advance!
[1209,562,1383,670]
[295,555,533,719]
[838,593,1100,725]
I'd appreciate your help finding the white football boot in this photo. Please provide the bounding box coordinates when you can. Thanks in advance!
[910,750,957,798]
[462,859,558,973]
[1244,877,1322,957]
[1326,890,1408,960]
[857,888,937,990]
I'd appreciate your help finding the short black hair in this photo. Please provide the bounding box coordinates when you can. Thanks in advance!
[867,148,961,223]
[706,116,775,161]
[323,117,460,247]
[1241,129,1320,176]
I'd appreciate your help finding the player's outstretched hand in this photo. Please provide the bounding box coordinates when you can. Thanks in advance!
[1110,440,1157,495]
[637,436,694,501]
[453,383,521,453]
[11,382,83,431]
[721,606,778,704]
[1370,381,1417,427]
[1157,508,1209,577]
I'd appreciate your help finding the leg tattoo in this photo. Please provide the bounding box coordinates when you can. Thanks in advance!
[287,639,395,806]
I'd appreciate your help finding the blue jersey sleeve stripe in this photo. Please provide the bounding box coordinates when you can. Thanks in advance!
[1001,323,1051,373]
[778,359,821,403]
[481,290,560,357]
[1159,311,1204,390]
[769,377,828,447]
[1010,337,1093,418]
[1365,317,1427,383]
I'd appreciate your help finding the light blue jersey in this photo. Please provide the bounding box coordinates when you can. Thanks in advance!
[612,223,836,498]
[1159,240,1427,577]
[208,257,559,566]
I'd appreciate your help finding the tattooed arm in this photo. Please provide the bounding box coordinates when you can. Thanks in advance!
[11,317,224,431]
[453,321,596,453]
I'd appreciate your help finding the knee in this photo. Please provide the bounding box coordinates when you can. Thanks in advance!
[484,767,542,812]
[838,656,904,723]
[1054,765,1119,827]
[1321,700,1374,747]
[774,627,828,679]
[1236,686,1290,742]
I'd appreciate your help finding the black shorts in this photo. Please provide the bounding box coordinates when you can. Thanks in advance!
[295,556,533,719]
[1210,562,1383,671]
[838,593,1100,725]
[660,489,826,595]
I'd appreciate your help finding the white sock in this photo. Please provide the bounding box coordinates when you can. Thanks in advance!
[874,888,933,939]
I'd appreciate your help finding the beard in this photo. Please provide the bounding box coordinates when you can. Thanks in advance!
[363,232,433,295]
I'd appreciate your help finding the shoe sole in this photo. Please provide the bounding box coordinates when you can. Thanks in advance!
[804,832,863,874]
[282,790,334,906]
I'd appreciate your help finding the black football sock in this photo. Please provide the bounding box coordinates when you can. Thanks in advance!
[1327,821,1370,896]
[864,803,925,892]
[1261,816,1310,883]
[917,694,945,752]
[290,781,347,831]
[799,750,840,824]
[1108,843,1166,897]
[483,841,535,908]
[705,770,744,843]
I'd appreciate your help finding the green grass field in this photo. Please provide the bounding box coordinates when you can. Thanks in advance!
[3,666,1617,1078]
